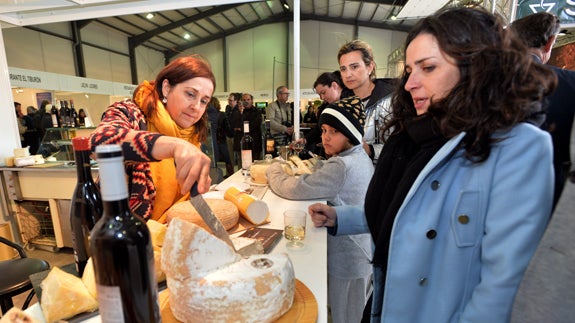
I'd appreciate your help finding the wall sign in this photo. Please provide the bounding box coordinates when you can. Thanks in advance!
[517,0,575,26]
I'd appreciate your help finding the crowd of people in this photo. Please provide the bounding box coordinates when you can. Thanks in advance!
[78,5,573,323]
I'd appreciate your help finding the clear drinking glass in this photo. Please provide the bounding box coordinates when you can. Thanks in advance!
[284,210,306,247]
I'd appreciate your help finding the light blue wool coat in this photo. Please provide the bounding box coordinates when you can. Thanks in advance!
[336,123,553,323]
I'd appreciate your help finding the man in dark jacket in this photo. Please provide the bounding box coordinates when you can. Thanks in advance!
[510,12,575,210]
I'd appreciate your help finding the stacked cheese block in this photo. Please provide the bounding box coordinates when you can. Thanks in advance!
[161,218,295,322]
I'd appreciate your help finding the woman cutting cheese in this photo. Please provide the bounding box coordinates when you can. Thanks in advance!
[90,55,214,223]
[266,96,374,323]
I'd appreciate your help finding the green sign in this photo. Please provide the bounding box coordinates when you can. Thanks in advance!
[517,0,575,25]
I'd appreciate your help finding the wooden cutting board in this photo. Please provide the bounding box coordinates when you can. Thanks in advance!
[159,279,318,322]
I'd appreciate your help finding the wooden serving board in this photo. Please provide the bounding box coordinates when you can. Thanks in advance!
[159,279,318,323]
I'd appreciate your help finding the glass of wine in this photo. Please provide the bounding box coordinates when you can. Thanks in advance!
[284,210,306,248]
[290,130,306,156]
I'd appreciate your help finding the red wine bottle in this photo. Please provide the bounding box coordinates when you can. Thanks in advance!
[240,121,253,176]
[90,144,160,322]
[70,137,102,275]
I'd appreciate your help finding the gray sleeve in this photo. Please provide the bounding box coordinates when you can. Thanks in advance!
[266,158,346,200]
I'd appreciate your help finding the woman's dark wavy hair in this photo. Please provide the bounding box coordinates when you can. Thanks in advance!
[134,54,216,143]
[385,6,557,162]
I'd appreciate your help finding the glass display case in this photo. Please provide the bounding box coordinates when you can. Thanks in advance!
[37,127,96,161]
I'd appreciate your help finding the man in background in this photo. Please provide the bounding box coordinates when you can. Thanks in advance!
[241,93,263,161]
[510,12,575,210]
[266,85,294,147]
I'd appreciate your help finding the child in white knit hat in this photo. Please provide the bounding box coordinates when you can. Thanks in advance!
[266,96,374,323]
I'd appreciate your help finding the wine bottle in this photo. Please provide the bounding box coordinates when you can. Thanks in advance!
[49,104,60,128]
[63,100,72,127]
[264,119,275,157]
[70,99,78,128]
[58,100,65,127]
[90,144,160,323]
[240,121,253,176]
[70,137,102,275]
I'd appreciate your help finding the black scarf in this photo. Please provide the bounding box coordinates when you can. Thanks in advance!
[364,114,448,269]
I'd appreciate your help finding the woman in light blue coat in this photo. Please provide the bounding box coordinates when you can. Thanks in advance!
[309,6,557,323]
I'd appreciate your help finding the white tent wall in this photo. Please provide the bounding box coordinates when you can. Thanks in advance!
[0,17,407,157]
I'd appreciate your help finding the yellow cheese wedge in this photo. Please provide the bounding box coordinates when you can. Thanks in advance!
[40,266,98,322]
[81,257,97,299]
[147,219,167,247]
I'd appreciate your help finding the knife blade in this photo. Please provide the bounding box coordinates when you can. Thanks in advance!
[190,182,236,251]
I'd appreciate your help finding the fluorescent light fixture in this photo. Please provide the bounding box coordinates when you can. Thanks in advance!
[146,13,154,19]
[184,33,191,40]
[396,0,450,19]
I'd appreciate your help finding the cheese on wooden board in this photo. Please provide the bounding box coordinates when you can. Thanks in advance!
[164,199,239,231]
[40,267,98,322]
[224,186,269,225]
[161,218,295,323]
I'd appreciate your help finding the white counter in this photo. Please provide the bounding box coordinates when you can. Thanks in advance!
[26,171,328,323]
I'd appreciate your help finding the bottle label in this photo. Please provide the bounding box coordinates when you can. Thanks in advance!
[96,284,125,323]
[266,138,275,153]
[241,150,252,170]
[51,114,59,127]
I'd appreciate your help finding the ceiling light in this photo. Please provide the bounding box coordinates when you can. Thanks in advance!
[281,0,290,10]
[390,15,397,20]
[184,33,191,40]
[146,13,154,20]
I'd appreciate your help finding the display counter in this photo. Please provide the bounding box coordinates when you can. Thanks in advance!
[0,163,98,250]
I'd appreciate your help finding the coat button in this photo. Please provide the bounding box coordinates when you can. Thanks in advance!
[458,215,470,224]
[431,180,440,190]
[426,230,437,239]
[419,277,428,286]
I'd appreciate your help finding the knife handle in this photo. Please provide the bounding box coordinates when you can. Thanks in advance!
[190,182,200,197]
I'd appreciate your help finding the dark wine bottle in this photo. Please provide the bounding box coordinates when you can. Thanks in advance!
[70,137,102,276]
[70,99,78,128]
[50,103,60,128]
[63,100,71,127]
[240,121,253,176]
[90,144,160,323]
[264,119,275,157]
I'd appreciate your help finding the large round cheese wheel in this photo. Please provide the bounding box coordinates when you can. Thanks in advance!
[161,218,295,323]
[164,199,239,231]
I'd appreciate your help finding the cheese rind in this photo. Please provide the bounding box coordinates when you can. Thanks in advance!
[162,218,295,323]
[164,199,239,231]
[161,218,240,280]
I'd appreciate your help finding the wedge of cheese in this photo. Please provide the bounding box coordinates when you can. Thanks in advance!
[40,267,98,322]
[147,219,167,247]
[81,257,97,299]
